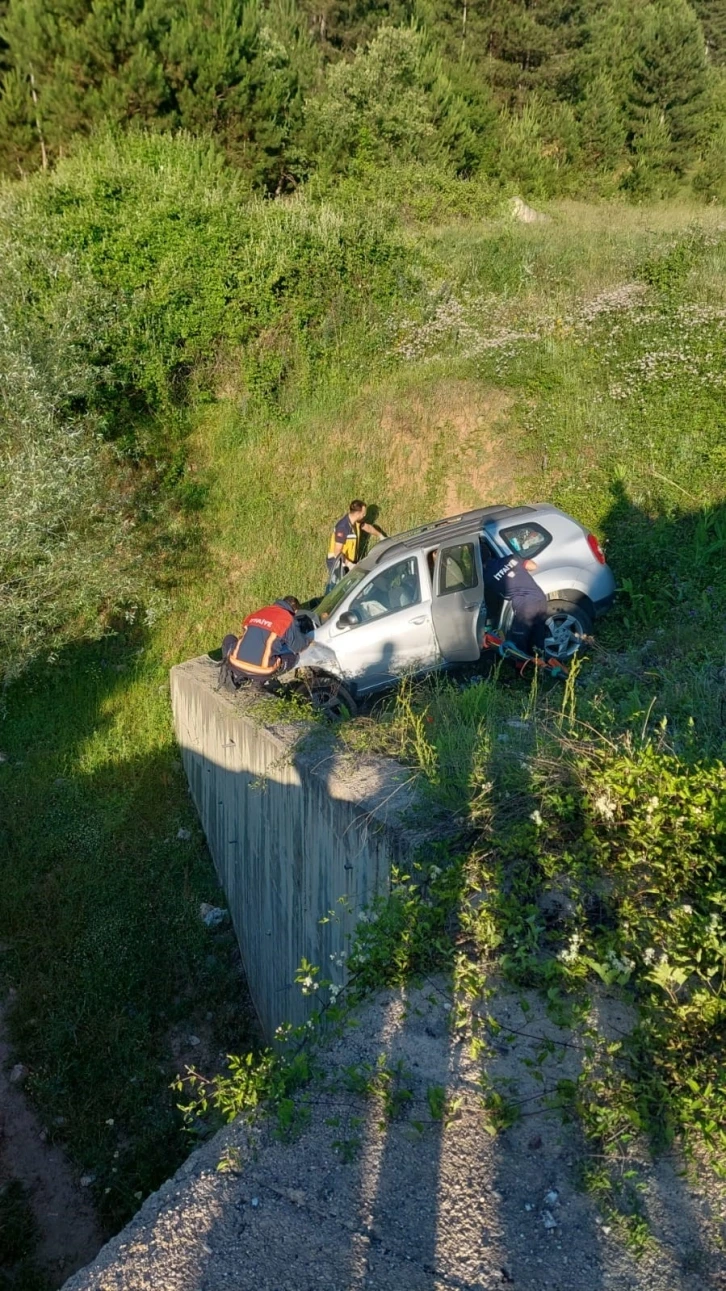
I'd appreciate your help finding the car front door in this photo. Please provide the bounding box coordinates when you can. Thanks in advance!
[328,554,439,690]
[431,537,484,662]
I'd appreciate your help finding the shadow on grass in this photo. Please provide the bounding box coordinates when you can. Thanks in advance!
[597,479,726,750]
[0,633,260,1244]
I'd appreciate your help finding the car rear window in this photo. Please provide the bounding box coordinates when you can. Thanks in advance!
[500,523,552,559]
[438,543,478,594]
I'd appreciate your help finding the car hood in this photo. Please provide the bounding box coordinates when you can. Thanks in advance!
[295,640,340,675]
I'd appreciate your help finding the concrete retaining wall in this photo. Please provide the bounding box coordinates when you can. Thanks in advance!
[170,658,424,1038]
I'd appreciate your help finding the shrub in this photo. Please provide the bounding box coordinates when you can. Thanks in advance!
[305,26,485,177]
[0,128,418,674]
[0,236,154,679]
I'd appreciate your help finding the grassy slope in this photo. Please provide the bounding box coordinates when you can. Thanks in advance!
[181,199,726,749]
[2,198,725,1240]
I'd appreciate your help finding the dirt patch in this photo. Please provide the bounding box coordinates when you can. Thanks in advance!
[0,1001,103,1286]
[375,380,523,516]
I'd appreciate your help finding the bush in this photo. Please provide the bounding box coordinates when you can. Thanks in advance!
[0,236,153,679]
[305,26,486,178]
[0,128,418,674]
[4,129,415,423]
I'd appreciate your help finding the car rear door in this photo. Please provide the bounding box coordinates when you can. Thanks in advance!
[431,536,484,662]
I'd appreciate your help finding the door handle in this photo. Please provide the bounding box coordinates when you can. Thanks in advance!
[409,615,426,624]
[465,605,479,612]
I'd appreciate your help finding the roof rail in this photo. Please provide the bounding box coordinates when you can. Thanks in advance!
[364,505,535,566]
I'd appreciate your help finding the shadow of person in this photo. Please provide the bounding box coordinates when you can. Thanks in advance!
[359,504,385,561]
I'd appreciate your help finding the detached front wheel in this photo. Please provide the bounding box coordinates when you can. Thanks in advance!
[296,670,358,720]
[544,600,594,662]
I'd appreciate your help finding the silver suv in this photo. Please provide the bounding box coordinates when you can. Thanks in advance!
[295,504,615,699]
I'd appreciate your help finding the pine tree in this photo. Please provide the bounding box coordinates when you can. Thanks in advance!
[417,0,597,105]
[585,0,650,103]
[0,67,37,173]
[0,0,318,184]
[161,0,308,184]
[691,0,726,65]
[628,0,712,158]
[298,0,411,55]
[578,71,626,171]
[625,102,677,195]
[0,0,169,164]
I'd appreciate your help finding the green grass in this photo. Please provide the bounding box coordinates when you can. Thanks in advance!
[0,634,258,1231]
[0,1181,47,1291]
[2,193,726,1253]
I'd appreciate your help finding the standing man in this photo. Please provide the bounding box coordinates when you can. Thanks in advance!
[326,500,386,588]
[221,596,311,688]
[482,550,550,658]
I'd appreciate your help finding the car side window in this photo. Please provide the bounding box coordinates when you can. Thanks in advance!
[500,523,552,558]
[438,543,478,595]
[349,557,421,624]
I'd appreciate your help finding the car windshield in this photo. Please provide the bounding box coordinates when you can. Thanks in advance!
[316,566,368,622]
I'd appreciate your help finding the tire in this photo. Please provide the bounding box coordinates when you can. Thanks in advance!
[544,600,594,662]
[301,671,358,720]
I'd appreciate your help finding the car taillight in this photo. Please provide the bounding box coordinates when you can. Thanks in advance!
[587,533,606,565]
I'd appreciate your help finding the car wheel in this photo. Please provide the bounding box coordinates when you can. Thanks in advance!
[544,600,594,661]
[305,672,358,721]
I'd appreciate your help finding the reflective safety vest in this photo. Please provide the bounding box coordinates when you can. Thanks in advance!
[228,602,295,678]
[328,516,361,566]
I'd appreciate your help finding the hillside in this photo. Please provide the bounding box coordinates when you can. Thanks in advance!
[1,127,725,1286]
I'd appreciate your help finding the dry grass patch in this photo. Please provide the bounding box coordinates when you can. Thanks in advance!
[374,378,524,517]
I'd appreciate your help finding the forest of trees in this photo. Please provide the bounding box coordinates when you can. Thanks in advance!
[1,0,725,199]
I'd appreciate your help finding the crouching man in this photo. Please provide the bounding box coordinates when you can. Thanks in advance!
[221,596,311,689]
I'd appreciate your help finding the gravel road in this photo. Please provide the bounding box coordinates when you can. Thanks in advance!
[62,983,725,1291]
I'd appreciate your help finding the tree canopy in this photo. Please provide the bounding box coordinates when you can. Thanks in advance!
[0,0,722,196]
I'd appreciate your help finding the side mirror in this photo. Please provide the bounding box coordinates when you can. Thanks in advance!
[336,611,359,630]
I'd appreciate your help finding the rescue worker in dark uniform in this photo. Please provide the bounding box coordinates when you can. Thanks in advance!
[326,500,386,589]
[482,551,549,658]
[221,596,311,688]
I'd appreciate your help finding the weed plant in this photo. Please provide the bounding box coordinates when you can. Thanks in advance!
[342,670,726,1234]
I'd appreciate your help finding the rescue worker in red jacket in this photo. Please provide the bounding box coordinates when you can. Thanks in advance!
[222,597,311,687]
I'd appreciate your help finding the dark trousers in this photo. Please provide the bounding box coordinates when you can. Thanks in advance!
[507,613,548,656]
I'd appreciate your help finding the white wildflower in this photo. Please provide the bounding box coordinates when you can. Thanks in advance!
[607,949,635,975]
[593,793,616,821]
[557,932,583,964]
[530,810,543,827]
[643,947,656,965]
